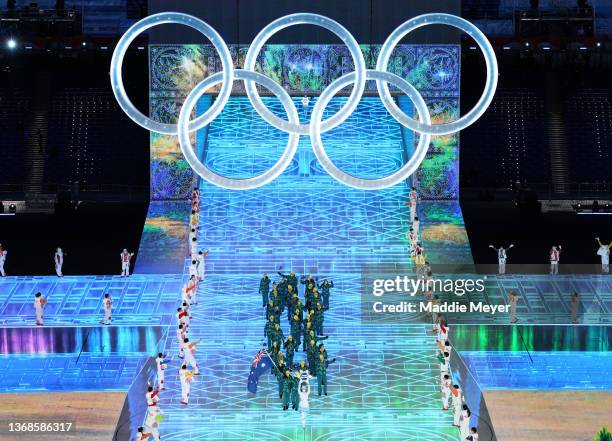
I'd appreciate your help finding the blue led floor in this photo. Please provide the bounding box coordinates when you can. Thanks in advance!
[151,97,462,440]
[461,351,612,390]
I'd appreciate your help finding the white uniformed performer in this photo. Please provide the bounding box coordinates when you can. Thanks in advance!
[186,275,198,304]
[0,244,6,276]
[189,259,198,280]
[489,244,514,275]
[34,292,46,325]
[451,384,464,426]
[412,216,420,239]
[467,427,479,441]
[54,248,64,277]
[459,405,471,440]
[145,385,161,417]
[120,249,134,277]
[155,352,168,390]
[406,228,417,256]
[196,250,208,281]
[179,364,194,404]
[100,293,112,325]
[549,245,561,275]
[409,186,418,222]
[183,338,201,374]
[596,237,611,273]
[441,374,451,410]
[188,228,197,244]
[190,237,198,258]
[177,324,187,358]
[301,95,311,116]
[439,351,450,393]
[508,291,519,323]
[298,374,312,428]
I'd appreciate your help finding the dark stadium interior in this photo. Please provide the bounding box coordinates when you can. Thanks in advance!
[0,0,611,275]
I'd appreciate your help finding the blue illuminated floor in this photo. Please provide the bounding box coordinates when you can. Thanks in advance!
[149,97,461,440]
[0,274,183,326]
[461,351,612,390]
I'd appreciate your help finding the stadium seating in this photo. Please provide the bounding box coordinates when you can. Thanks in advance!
[565,89,612,183]
[461,88,550,189]
[0,88,29,188]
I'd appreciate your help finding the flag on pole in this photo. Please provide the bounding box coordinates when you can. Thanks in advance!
[247,349,273,394]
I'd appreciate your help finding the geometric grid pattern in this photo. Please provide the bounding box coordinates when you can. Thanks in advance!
[149,44,460,200]
[0,275,183,327]
[153,96,462,440]
[460,350,612,390]
[436,274,612,324]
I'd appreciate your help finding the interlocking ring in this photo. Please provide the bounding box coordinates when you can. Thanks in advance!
[243,13,367,135]
[111,12,498,190]
[310,70,431,190]
[177,69,300,190]
[110,12,234,135]
[376,13,498,136]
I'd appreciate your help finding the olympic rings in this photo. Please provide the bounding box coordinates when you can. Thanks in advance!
[243,13,367,135]
[310,70,431,190]
[111,12,498,190]
[376,13,498,136]
[110,12,234,135]
[177,69,300,190]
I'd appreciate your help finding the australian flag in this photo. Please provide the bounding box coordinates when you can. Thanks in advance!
[247,349,273,394]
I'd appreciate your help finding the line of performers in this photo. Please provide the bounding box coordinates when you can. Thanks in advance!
[137,188,206,441]
[489,237,611,275]
[0,243,136,278]
[260,271,336,419]
[405,187,428,274]
[433,311,479,441]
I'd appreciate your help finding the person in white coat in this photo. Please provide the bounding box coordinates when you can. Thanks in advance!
[197,250,208,281]
[182,338,201,374]
[451,384,464,427]
[155,352,168,390]
[412,216,420,239]
[409,186,418,222]
[179,364,193,404]
[100,293,112,325]
[0,245,6,276]
[459,404,471,440]
[596,237,611,273]
[489,244,514,275]
[298,377,311,428]
[145,385,161,417]
[467,427,479,441]
[301,95,311,116]
[441,374,451,410]
[120,249,134,277]
[34,292,46,325]
[549,245,561,275]
[54,248,64,277]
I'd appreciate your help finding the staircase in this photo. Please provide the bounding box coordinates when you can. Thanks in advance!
[24,71,55,212]
[545,73,570,194]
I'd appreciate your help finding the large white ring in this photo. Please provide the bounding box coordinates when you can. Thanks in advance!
[376,13,498,136]
[110,12,234,135]
[177,69,300,190]
[243,13,367,135]
[310,69,432,190]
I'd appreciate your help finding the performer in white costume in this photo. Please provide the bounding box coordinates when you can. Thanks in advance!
[54,248,64,277]
[34,292,46,325]
[100,293,112,325]
[489,244,514,274]
[549,245,561,275]
[120,249,134,277]
[0,244,7,276]
[596,237,611,273]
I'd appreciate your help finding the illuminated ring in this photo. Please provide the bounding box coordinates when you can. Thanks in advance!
[177,69,300,190]
[310,69,432,190]
[110,12,234,135]
[376,13,498,136]
[243,13,366,135]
